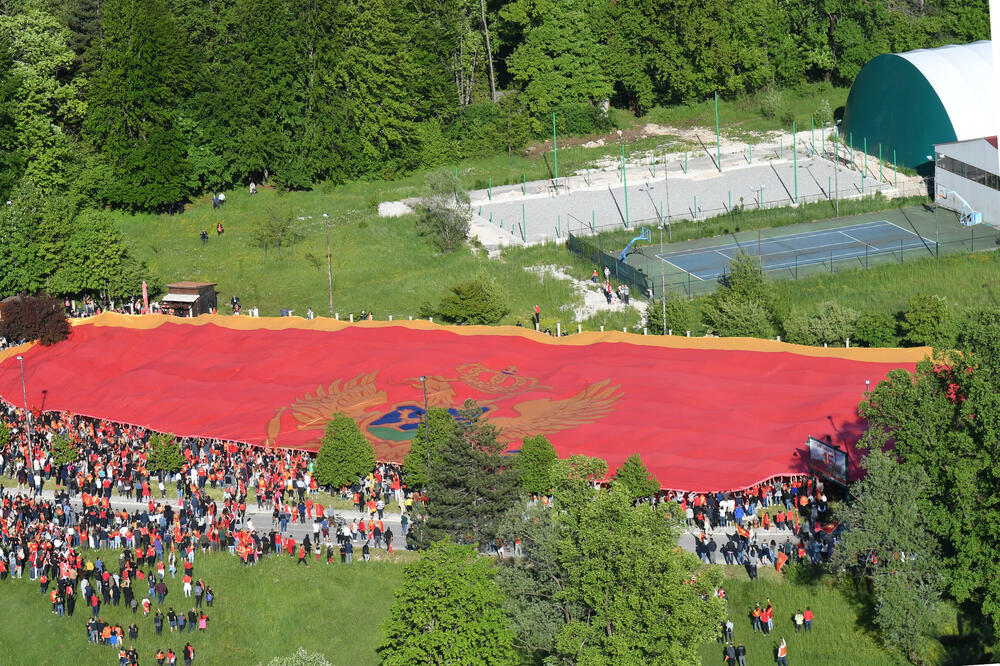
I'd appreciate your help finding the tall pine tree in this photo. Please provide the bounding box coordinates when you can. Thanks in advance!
[420,400,519,549]
[86,0,189,210]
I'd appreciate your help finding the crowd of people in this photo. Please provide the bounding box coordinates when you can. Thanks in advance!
[0,396,844,664]
[0,400,409,664]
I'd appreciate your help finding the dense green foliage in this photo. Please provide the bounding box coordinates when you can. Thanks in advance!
[418,401,519,548]
[703,253,778,338]
[497,457,724,664]
[49,433,78,466]
[145,432,186,474]
[834,446,946,661]
[613,452,659,499]
[424,273,511,325]
[313,412,377,488]
[513,434,557,495]
[853,310,1000,636]
[402,408,458,489]
[379,540,517,665]
[0,0,986,208]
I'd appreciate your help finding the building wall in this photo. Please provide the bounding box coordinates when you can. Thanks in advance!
[935,140,1000,224]
[844,54,957,169]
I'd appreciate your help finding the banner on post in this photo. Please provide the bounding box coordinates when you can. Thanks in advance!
[807,436,848,486]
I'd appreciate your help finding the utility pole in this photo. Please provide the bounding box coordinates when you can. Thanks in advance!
[834,121,840,216]
[660,225,665,333]
[16,355,31,457]
[324,213,333,318]
[420,376,430,465]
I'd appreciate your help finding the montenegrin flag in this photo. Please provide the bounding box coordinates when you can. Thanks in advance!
[0,313,926,493]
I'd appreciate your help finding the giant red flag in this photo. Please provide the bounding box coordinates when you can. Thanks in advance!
[0,313,926,492]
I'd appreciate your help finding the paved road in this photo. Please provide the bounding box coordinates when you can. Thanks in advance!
[25,487,808,564]
[27,488,410,552]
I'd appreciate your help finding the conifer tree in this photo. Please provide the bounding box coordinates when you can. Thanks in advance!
[420,400,519,548]
[613,452,660,500]
[86,0,189,210]
[313,413,376,489]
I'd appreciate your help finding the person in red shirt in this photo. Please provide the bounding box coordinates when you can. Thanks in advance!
[803,607,814,632]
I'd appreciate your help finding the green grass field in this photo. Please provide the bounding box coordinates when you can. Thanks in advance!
[116,184,595,329]
[699,566,907,666]
[0,551,406,665]
[0,548,927,665]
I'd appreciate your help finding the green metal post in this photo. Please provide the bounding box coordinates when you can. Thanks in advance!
[552,112,558,189]
[893,149,897,188]
[653,156,656,178]
[728,191,732,212]
[715,91,722,171]
[693,195,697,218]
[878,144,882,182]
[811,118,815,154]
[521,204,526,242]
[591,210,595,233]
[792,121,798,203]
[828,176,831,199]
[864,136,867,178]
[622,143,629,228]
[488,176,492,200]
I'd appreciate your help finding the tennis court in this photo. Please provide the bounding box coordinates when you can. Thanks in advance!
[657,220,934,281]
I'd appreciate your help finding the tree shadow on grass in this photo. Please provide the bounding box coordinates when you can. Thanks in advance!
[836,574,882,642]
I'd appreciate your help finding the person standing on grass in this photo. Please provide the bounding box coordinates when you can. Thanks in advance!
[533,305,540,326]
[803,607,813,632]
[776,637,788,665]
[794,609,804,632]
[363,540,370,562]
[751,603,762,633]
[736,643,746,666]
[183,642,194,666]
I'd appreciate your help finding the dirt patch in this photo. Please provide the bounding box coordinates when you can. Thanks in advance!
[524,265,646,323]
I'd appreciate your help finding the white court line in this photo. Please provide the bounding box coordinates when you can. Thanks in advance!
[883,220,935,246]
[764,239,929,272]
[657,220,894,259]
[662,258,704,280]
[838,231,871,247]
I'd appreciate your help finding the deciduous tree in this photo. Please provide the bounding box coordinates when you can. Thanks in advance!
[379,539,517,665]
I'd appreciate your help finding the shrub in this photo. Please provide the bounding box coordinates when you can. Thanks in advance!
[704,298,776,339]
[782,301,858,347]
[645,293,696,335]
[428,273,511,325]
[552,102,611,136]
[900,294,956,349]
[514,435,558,495]
[0,294,70,346]
[813,99,833,125]
[854,311,899,348]
[416,170,471,253]
[759,88,782,119]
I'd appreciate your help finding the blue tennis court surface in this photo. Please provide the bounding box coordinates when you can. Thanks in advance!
[657,220,933,280]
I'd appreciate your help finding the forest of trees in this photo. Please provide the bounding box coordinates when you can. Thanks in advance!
[0,0,989,212]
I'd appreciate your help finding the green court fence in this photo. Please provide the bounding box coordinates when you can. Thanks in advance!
[567,233,650,298]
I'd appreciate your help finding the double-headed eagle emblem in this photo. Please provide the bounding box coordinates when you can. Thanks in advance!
[263,363,623,460]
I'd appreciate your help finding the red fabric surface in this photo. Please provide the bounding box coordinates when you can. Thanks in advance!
[0,318,918,492]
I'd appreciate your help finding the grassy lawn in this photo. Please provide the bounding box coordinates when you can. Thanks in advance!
[643,83,851,140]
[0,550,407,665]
[116,184,594,326]
[699,566,906,666]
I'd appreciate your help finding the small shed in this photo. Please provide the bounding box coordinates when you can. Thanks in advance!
[161,282,217,317]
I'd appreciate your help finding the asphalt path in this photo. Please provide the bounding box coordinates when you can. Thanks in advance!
[25,488,804,564]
